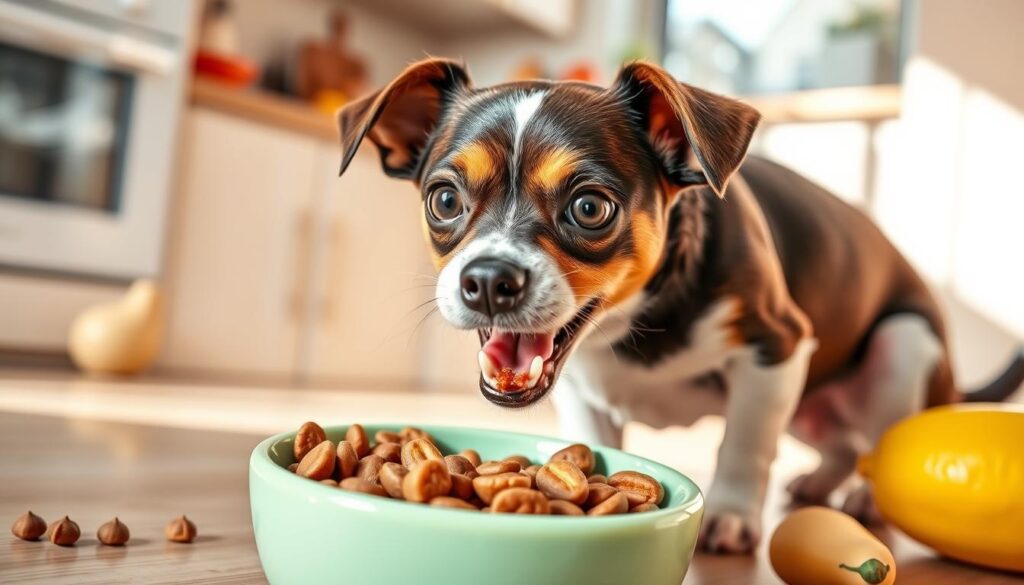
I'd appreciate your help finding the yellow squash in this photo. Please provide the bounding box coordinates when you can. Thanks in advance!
[770,506,895,585]
[858,403,1024,572]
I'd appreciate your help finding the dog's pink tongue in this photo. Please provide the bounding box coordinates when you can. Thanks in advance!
[482,332,555,372]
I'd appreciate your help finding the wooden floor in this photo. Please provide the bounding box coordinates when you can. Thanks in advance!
[1,411,1021,584]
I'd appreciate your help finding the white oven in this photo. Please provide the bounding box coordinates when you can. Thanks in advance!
[0,0,196,279]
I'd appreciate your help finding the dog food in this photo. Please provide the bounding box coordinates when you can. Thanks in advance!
[97,517,130,546]
[48,516,80,546]
[165,515,197,543]
[10,511,47,541]
[284,422,666,516]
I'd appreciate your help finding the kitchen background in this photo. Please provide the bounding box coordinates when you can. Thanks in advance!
[0,0,1020,395]
[1,2,1022,583]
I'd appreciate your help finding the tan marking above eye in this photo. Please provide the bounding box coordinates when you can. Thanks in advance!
[532,147,580,192]
[453,142,494,187]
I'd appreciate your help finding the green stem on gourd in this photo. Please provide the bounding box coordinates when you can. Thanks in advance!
[839,559,890,584]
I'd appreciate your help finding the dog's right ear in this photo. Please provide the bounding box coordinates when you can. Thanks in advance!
[337,59,471,181]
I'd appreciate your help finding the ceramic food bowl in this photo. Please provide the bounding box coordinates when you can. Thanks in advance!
[250,424,703,585]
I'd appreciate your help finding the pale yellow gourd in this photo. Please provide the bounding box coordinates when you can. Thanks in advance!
[858,404,1024,573]
[770,506,895,585]
[68,279,163,375]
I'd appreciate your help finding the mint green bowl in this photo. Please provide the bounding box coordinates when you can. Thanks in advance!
[250,424,703,585]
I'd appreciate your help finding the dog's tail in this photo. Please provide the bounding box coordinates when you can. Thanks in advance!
[963,347,1024,402]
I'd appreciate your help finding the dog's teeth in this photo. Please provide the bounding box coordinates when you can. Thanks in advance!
[525,356,544,389]
[478,351,499,386]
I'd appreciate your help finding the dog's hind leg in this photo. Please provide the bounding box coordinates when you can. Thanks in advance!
[786,426,862,504]
[841,313,943,523]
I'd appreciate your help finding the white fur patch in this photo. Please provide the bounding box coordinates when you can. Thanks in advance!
[513,92,546,149]
[564,297,745,427]
[506,91,547,226]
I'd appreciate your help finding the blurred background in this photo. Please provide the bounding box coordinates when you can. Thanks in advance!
[0,0,1020,396]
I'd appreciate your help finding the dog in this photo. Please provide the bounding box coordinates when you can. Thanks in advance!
[337,58,1024,553]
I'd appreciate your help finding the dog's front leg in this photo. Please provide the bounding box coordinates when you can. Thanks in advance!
[699,338,816,554]
[551,362,624,449]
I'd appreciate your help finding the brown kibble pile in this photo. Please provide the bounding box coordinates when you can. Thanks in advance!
[284,422,666,516]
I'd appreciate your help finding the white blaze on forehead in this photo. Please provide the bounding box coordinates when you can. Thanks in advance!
[513,91,546,150]
[506,91,547,226]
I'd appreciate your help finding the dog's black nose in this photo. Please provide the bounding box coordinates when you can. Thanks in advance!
[460,258,528,317]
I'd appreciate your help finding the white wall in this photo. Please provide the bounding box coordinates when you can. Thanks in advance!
[876,0,1024,339]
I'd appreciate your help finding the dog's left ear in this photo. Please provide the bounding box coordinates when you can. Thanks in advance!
[612,62,761,198]
[338,58,471,180]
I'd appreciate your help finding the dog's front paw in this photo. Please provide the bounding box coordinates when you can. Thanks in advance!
[697,507,762,554]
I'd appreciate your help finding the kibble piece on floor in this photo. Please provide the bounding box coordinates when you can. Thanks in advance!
[165,515,197,543]
[97,517,130,546]
[10,511,47,541]
[49,516,81,546]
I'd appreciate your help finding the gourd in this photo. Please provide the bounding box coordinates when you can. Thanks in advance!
[858,404,1024,572]
[770,506,895,585]
[68,279,163,375]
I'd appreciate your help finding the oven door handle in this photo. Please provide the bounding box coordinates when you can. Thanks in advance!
[0,2,176,76]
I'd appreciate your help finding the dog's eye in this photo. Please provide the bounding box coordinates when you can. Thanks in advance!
[427,186,464,222]
[566,193,615,230]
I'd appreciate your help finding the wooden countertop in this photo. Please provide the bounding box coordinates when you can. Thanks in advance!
[1,372,1015,584]
[189,77,902,142]
[190,78,338,141]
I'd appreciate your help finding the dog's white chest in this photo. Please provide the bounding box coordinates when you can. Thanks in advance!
[561,298,741,428]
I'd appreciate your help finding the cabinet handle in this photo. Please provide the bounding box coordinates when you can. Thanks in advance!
[288,210,313,323]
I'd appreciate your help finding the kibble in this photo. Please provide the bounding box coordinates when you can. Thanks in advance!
[472,472,532,504]
[608,470,665,506]
[97,517,130,546]
[536,460,590,505]
[375,430,401,445]
[401,438,443,469]
[402,459,452,503]
[294,421,327,460]
[476,459,521,475]
[549,443,595,476]
[380,462,409,499]
[49,516,80,546]
[165,515,196,543]
[459,449,482,467]
[587,492,629,516]
[491,488,550,515]
[444,454,476,476]
[10,511,46,541]
[355,454,385,485]
[336,440,359,479]
[296,440,336,480]
[449,473,476,501]
[430,496,478,511]
[341,477,388,497]
[372,442,402,464]
[346,424,370,458]
[281,422,666,517]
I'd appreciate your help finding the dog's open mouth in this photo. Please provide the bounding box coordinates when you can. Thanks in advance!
[476,300,597,407]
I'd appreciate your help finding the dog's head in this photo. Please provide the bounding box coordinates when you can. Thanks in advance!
[338,59,759,407]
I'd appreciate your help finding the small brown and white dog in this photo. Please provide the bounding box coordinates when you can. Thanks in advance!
[337,59,1024,553]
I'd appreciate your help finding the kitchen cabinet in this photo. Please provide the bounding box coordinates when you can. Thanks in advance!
[161,106,479,389]
[161,109,318,378]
